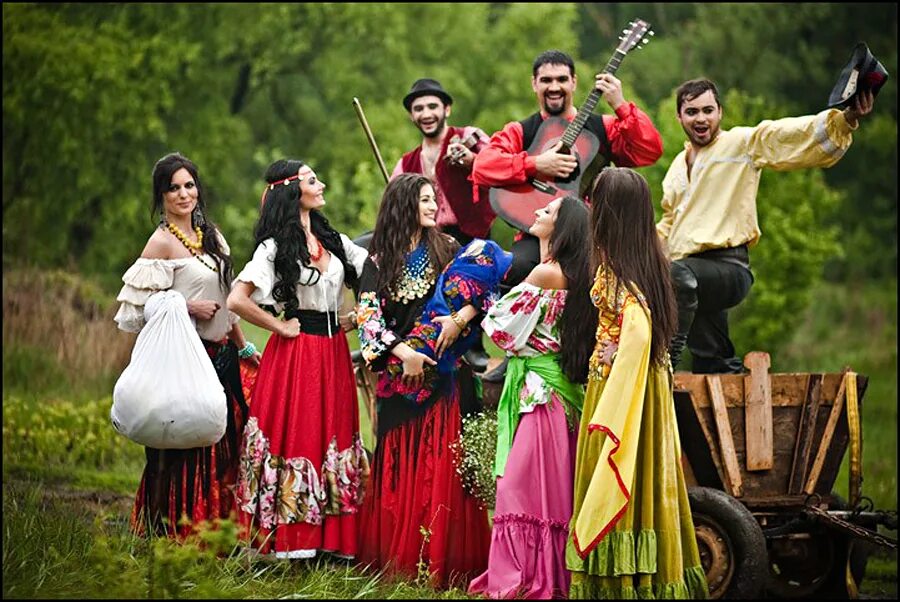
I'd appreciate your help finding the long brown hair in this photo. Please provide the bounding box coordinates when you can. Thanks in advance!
[589,167,677,365]
[368,173,455,294]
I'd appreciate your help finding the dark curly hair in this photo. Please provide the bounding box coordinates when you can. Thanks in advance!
[368,173,455,294]
[252,159,359,315]
[151,152,233,292]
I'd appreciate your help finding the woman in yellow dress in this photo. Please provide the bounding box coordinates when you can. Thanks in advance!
[565,167,709,599]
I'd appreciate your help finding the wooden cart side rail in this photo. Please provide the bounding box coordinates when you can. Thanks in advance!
[675,373,849,407]
[707,375,744,497]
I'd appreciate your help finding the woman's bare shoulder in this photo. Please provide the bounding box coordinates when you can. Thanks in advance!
[524,261,567,290]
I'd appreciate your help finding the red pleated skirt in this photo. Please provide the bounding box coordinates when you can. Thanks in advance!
[357,386,491,588]
[236,330,367,559]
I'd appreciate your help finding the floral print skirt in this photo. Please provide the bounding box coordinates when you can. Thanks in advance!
[236,331,368,559]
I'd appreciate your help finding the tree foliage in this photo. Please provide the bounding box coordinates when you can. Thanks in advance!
[3,3,895,356]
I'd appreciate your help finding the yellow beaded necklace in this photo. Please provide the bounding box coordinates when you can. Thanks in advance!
[167,222,204,250]
[166,222,218,272]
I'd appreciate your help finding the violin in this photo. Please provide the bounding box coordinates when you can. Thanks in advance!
[446,131,480,166]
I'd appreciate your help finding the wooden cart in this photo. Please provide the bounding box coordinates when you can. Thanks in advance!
[675,351,896,599]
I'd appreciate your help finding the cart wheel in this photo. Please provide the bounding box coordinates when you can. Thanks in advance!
[688,486,768,599]
[765,493,871,599]
[819,534,871,599]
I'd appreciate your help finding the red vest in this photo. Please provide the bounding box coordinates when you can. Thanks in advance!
[400,126,495,239]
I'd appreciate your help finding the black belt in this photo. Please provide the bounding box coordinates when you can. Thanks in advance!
[689,244,751,270]
[283,309,341,336]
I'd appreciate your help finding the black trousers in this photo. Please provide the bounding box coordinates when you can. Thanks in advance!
[670,250,754,374]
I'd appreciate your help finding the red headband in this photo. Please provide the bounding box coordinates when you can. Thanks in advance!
[260,173,304,208]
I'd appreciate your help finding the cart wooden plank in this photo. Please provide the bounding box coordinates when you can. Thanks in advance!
[789,374,823,493]
[744,352,774,471]
[804,371,849,494]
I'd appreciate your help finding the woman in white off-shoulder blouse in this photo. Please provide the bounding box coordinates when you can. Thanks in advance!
[227,159,368,561]
[469,196,597,599]
[114,152,260,539]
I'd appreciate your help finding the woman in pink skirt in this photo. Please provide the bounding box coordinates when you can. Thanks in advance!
[469,196,597,599]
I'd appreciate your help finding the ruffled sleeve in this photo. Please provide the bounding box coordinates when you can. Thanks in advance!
[113,258,176,332]
[483,282,565,355]
[233,239,279,309]
[340,233,368,278]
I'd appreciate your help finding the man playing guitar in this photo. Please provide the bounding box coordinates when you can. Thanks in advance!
[472,48,663,382]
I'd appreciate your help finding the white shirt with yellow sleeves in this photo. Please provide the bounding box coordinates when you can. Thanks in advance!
[657,109,857,261]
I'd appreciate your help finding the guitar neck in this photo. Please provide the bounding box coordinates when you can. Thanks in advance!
[560,49,627,151]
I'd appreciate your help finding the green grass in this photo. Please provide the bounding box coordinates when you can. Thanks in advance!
[2,480,474,600]
[1,393,474,599]
[2,276,895,598]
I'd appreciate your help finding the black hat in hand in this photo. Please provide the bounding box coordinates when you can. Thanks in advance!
[827,43,889,109]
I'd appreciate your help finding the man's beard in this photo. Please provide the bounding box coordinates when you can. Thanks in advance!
[684,123,719,147]
[542,96,568,116]
[418,117,447,138]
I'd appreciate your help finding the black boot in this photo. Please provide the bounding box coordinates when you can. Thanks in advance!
[670,261,699,372]
[669,332,690,371]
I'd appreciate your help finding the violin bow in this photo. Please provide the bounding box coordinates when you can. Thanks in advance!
[352,97,390,184]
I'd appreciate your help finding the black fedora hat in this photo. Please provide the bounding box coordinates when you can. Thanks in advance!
[827,43,889,109]
[403,78,453,111]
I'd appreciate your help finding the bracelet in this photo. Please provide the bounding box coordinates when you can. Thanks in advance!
[238,341,257,359]
[450,309,467,330]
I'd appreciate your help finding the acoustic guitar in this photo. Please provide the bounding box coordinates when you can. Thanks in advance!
[489,19,653,231]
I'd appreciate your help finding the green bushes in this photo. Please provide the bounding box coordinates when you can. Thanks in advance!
[3,395,143,471]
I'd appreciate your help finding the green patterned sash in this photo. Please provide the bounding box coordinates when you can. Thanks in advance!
[493,353,584,477]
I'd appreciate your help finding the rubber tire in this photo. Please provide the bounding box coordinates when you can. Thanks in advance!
[763,493,871,599]
[688,486,768,599]
[819,494,871,599]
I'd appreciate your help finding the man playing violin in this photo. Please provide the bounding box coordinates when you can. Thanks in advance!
[473,49,663,383]
[393,78,496,247]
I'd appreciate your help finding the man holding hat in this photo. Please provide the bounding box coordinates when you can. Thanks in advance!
[661,66,881,374]
[393,77,496,372]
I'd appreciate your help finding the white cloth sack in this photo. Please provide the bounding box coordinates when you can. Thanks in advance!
[111,290,227,449]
